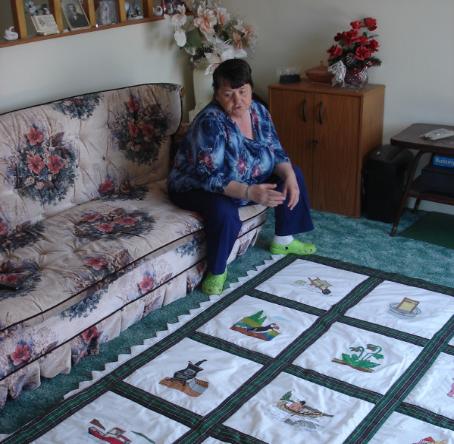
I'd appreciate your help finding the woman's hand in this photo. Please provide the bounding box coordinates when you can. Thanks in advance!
[282,174,300,210]
[248,184,286,208]
[273,163,300,210]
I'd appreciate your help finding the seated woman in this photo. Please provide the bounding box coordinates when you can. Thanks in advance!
[168,59,316,295]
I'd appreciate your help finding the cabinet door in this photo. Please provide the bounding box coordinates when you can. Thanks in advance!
[312,93,360,216]
[269,89,314,197]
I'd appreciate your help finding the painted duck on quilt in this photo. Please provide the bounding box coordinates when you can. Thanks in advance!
[3,254,453,443]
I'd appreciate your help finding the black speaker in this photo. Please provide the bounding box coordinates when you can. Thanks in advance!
[363,145,414,223]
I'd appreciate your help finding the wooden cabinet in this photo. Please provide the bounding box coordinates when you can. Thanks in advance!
[269,81,385,217]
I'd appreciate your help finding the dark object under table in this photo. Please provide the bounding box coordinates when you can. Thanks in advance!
[390,123,454,236]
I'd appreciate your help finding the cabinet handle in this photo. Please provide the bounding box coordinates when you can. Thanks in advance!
[299,99,307,122]
[317,101,324,124]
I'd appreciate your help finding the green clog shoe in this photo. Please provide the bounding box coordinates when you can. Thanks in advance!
[201,270,228,295]
[269,239,317,256]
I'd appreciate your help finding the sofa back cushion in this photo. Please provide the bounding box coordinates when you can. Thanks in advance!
[0,83,182,232]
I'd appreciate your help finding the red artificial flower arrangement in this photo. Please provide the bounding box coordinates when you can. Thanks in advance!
[327,17,381,71]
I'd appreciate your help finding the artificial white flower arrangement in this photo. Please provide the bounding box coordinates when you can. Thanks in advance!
[168,1,256,74]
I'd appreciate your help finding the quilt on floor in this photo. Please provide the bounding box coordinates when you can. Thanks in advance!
[3,254,454,444]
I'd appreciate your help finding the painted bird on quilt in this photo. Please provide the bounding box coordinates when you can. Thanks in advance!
[246,323,280,334]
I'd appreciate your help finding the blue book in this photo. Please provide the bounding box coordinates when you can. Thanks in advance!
[432,155,454,169]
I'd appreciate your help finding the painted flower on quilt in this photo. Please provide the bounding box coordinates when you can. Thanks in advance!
[53,93,101,120]
[8,125,77,205]
[0,220,45,253]
[9,340,32,367]
[0,259,41,300]
[109,95,169,165]
[98,176,148,201]
[332,343,384,373]
[74,208,155,240]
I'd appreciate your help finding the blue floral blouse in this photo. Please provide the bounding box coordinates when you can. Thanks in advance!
[168,100,290,198]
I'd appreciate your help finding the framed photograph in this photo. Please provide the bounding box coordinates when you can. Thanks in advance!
[61,0,90,30]
[31,14,59,35]
[125,0,144,20]
[96,0,119,26]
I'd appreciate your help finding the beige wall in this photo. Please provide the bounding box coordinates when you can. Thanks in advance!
[0,20,193,116]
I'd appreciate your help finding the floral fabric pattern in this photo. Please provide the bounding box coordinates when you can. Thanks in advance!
[110,95,169,165]
[0,83,267,410]
[168,100,290,196]
[176,233,205,257]
[98,177,148,201]
[0,219,45,253]
[7,125,77,205]
[60,290,104,321]
[71,326,101,365]
[0,260,41,300]
[53,94,101,120]
[74,208,155,240]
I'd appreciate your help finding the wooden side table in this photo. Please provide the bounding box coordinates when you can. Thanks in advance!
[390,123,454,235]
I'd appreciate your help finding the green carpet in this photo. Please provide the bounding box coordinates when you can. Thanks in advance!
[1,208,453,434]
[401,211,454,249]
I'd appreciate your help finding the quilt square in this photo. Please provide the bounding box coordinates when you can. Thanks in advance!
[256,259,368,309]
[35,391,189,443]
[197,295,318,357]
[404,352,454,419]
[124,337,262,416]
[345,281,454,339]
[293,323,422,394]
[368,412,454,443]
[223,372,374,444]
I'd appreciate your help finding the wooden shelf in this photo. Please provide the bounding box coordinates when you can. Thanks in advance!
[1,0,162,48]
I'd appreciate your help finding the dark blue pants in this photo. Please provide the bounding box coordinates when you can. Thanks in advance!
[169,165,314,274]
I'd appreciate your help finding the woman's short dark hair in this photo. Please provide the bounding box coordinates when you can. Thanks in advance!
[212,59,254,92]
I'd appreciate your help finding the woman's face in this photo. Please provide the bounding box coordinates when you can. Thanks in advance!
[215,80,252,119]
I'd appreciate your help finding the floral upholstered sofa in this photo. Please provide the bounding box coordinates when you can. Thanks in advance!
[0,83,267,408]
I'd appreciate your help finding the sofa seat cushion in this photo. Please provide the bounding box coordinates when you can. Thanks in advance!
[0,180,266,332]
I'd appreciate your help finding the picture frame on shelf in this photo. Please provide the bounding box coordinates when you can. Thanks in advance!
[61,0,90,30]
[125,1,144,20]
[31,14,59,35]
[96,0,119,26]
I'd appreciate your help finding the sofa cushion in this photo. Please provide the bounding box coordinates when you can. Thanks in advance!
[0,181,267,332]
[0,84,182,230]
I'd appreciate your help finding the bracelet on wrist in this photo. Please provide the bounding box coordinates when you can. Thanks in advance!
[244,184,250,200]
